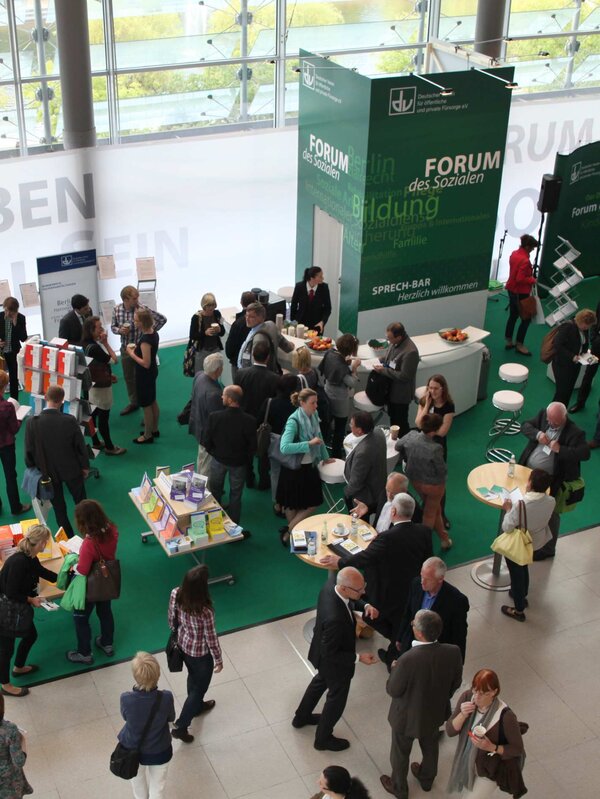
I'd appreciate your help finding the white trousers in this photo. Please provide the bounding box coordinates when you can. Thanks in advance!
[130,763,169,799]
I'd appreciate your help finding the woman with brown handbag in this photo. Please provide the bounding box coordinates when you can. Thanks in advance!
[504,234,538,356]
[66,500,119,664]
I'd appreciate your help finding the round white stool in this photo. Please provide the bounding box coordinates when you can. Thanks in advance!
[414,385,427,403]
[353,390,384,424]
[486,389,524,463]
[318,458,347,510]
[499,363,529,391]
[277,286,294,303]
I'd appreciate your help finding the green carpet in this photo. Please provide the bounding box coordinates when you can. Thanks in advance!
[5,279,600,687]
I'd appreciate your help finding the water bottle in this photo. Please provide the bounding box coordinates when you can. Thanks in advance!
[350,514,359,539]
[507,455,516,479]
[321,520,328,543]
[307,531,317,557]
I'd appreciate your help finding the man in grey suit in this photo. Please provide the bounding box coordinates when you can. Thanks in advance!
[343,411,387,513]
[188,353,223,475]
[237,302,294,374]
[381,609,462,798]
[372,322,419,438]
[24,385,89,538]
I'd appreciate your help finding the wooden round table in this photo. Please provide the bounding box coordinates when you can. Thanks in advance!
[293,512,377,640]
[467,462,532,591]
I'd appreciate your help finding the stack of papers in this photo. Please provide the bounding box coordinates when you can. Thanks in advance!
[477,485,523,502]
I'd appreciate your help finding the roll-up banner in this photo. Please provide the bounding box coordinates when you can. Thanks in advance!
[540,141,600,281]
[37,249,98,339]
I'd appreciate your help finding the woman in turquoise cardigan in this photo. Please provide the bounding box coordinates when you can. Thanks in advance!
[276,388,333,545]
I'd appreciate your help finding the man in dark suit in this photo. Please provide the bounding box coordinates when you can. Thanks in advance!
[320,494,432,661]
[343,412,387,513]
[395,557,469,662]
[225,290,257,382]
[519,401,590,558]
[381,610,462,798]
[236,340,280,489]
[293,567,378,751]
[371,322,419,438]
[188,352,223,475]
[203,384,256,526]
[0,297,28,399]
[24,385,89,537]
[58,294,91,345]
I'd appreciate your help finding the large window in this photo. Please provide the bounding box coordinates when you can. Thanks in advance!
[0,0,598,157]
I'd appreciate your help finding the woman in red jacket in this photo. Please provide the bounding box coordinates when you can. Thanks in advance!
[504,234,538,356]
[67,500,118,664]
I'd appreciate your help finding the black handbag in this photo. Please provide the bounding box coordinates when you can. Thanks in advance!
[166,599,184,672]
[256,398,272,457]
[109,692,163,780]
[0,593,34,638]
[85,344,112,388]
[365,369,390,406]
[86,540,121,602]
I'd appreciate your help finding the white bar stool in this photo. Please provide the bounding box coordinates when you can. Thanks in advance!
[353,390,385,424]
[499,362,529,392]
[317,458,346,508]
[414,385,427,404]
[486,389,524,463]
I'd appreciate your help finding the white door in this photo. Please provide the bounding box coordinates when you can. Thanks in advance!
[312,205,344,337]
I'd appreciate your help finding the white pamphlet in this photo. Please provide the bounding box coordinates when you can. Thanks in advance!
[20,282,40,308]
[136,257,156,280]
[98,255,116,280]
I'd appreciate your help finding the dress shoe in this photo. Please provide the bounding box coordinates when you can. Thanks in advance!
[12,664,38,676]
[501,605,526,622]
[515,346,532,356]
[133,434,154,444]
[104,446,127,456]
[1,685,29,697]
[411,762,432,791]
[120,404,139,416]
[292,713,321,728]
[12,504,32,516]
[194,699,216,716]
[380,774,403,797]
[314,736,350,751]
[171,726,194,743]
[505,340,515,350]
[568,402,584,414]
[440,537,453,551]
[587,440,599,450]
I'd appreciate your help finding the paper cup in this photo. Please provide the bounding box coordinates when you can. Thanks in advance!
[390,425,400,440]
[473,724,486,739]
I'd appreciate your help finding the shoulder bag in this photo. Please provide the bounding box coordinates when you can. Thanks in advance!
[21,417,54,501]
[491,501,533,566]
[0,593,34,638]
[86,538,121,602]
[256,398,273,458]
[268,418,303,470]
[109,691,163,780]
[165,595,184,672]
[182,338,198,377]
[85,344,112,388]
[518,294,537,320]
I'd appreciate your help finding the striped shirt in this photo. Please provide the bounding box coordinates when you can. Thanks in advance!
[168,588,222,665]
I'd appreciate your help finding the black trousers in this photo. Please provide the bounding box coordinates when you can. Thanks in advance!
[387,402,410,438]
[0,443,23,513]
[92,407,115,450]
[504,291,531,345]
[52,474,87,537]
[295,669,352,745]
[505,558,529,612]
[575,360,599,406]
[4,351,19,400]
[391,728,439,798]
[552,361,581,406]
[0,624,38,684]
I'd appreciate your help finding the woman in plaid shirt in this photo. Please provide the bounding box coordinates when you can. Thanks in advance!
[168,565,222,743]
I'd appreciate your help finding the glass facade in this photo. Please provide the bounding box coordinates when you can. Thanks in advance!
[0,0,598,157]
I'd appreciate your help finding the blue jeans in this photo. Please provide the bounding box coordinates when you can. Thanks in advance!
[176,652,214,730]
[208,460,246,524]
[73,600,114,656]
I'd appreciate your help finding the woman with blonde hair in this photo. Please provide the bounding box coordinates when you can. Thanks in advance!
[117,652,175,799]
[128,308,160,444]
[0,524,56,696]
[189,292,225,373]
[276,388,334,545]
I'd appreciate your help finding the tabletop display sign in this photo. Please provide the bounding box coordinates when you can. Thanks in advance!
[148,495,165,523]
[139,473,152,505]
[142,490,159,516]
[161,510,179,540]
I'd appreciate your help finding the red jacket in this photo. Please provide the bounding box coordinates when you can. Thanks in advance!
[78,525,118,575]
[506,247,536,294]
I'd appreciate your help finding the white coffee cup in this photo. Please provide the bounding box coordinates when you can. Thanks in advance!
[335,523,345,535]
[390,425,400,440]
[472,724,486,739]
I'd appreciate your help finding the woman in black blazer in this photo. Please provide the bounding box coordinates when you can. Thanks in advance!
[290,267,332,333]
[551,308,597,406]
[0,297,27,400]
[188,292,225,373]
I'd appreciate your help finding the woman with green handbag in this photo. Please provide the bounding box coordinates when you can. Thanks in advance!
[500,469,556,622]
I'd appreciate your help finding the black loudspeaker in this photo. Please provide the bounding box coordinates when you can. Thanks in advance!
[537,174,562,213]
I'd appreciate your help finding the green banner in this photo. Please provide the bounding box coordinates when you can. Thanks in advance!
[540,141,600,280]
[295,54,513,331]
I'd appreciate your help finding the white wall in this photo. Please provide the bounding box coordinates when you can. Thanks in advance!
[1,90,598,343]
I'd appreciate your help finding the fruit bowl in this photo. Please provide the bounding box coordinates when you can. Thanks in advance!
[307,337,333,351]
[439,328,469,343]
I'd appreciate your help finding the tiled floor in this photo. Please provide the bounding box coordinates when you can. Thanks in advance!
[8,527,600,798]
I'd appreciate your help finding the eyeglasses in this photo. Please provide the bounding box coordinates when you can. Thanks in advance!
[343,583,366,595]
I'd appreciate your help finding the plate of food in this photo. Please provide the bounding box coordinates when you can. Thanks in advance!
[438,328,469,344]
[368,338,389,350]
[307,337,333,351]
[305,329,319,339]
